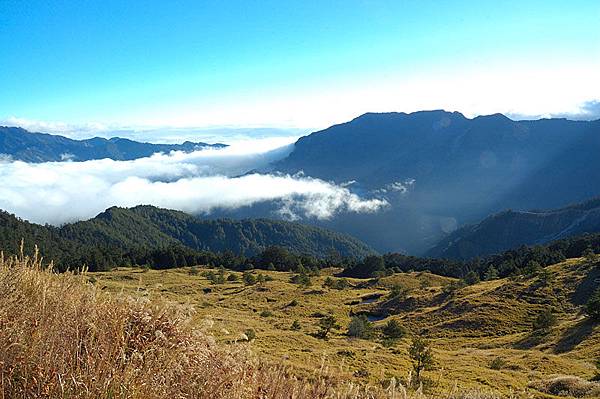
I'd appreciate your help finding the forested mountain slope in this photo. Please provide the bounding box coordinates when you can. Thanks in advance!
[428,198,600,259]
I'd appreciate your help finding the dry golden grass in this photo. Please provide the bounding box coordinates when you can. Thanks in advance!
[0,247,509,399]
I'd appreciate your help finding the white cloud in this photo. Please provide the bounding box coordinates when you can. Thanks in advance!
[0,142,387,225]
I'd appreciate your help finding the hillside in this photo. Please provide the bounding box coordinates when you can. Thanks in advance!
[0,126,225,162]
[428,198,600,260]
[92,257,600,397]
[270,111,600,254]
[0,206,376,269]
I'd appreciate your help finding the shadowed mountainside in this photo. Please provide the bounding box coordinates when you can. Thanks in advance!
[271,111,600,254]
[428,197,600,259]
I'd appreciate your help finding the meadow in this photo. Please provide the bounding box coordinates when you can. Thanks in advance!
[89,258,600,398]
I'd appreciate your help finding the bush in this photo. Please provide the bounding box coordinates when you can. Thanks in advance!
[333,278,349,290]
[260,310,273,317]
[243,271,257,286]
[290,272,311,287]
[532,308,558,332]
[489,357,506,370]
[529,376,600,398]
[227,273,239,282]
[388,284,409,300]
[586,289,600,322]
[347,315,373,339]
[244,329,256,341]
[382,319,406,340]
[443,280,466,295]
[291,320,301,331]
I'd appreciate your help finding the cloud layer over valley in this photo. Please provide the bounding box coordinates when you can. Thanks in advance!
[0,139,387,225]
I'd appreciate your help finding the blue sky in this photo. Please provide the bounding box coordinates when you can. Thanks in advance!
[1,0,599,132]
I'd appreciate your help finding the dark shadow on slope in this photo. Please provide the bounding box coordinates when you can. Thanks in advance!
[513,331,548,350]
[553,318,595,354]
[572,265,600,305]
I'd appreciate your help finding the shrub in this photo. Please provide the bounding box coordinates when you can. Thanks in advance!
[244,328,256,341]
[347,315,373,339]
[388,284,409,299]
[188,266,199,275]
[443,280,466,295]
[243,271,257,285]
[227,273,239,282]
[489,357,506,370]
[291,320,301,331]
[587,289,600,322]
[290,272,311,287]
[382,319,406,340]
[529,376,600,398]
[260,310,273,317]
[323,276,334,288]
[532,308,558,332]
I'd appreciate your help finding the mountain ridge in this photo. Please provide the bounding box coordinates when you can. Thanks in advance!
[271,110,600,254]
[0,205,376,270]
[0,126,226,162]
[427,197,600,259]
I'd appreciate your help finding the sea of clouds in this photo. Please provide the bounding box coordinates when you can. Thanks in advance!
[0,137,388,225]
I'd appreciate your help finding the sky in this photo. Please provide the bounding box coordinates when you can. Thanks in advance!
[1,0,599,135]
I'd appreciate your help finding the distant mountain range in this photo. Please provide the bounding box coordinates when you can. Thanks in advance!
[0,205,375,269]
[0,126,226,162]
[426,197,600,260]
[272,111,600,254]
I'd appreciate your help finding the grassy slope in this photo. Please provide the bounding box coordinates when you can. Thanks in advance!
[91,259,600,398]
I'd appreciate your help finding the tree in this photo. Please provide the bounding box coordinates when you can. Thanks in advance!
[317,314,340,339]
[347,315,373,339]
[532,308,558,332]
[382,319,406,339]
[583,248,599,264]
[484,266,499,281]
[409,337,435,383]
[587,289,600,322]
[463,270,480,285]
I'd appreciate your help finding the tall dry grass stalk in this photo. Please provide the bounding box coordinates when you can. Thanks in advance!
[0,245,506,398]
